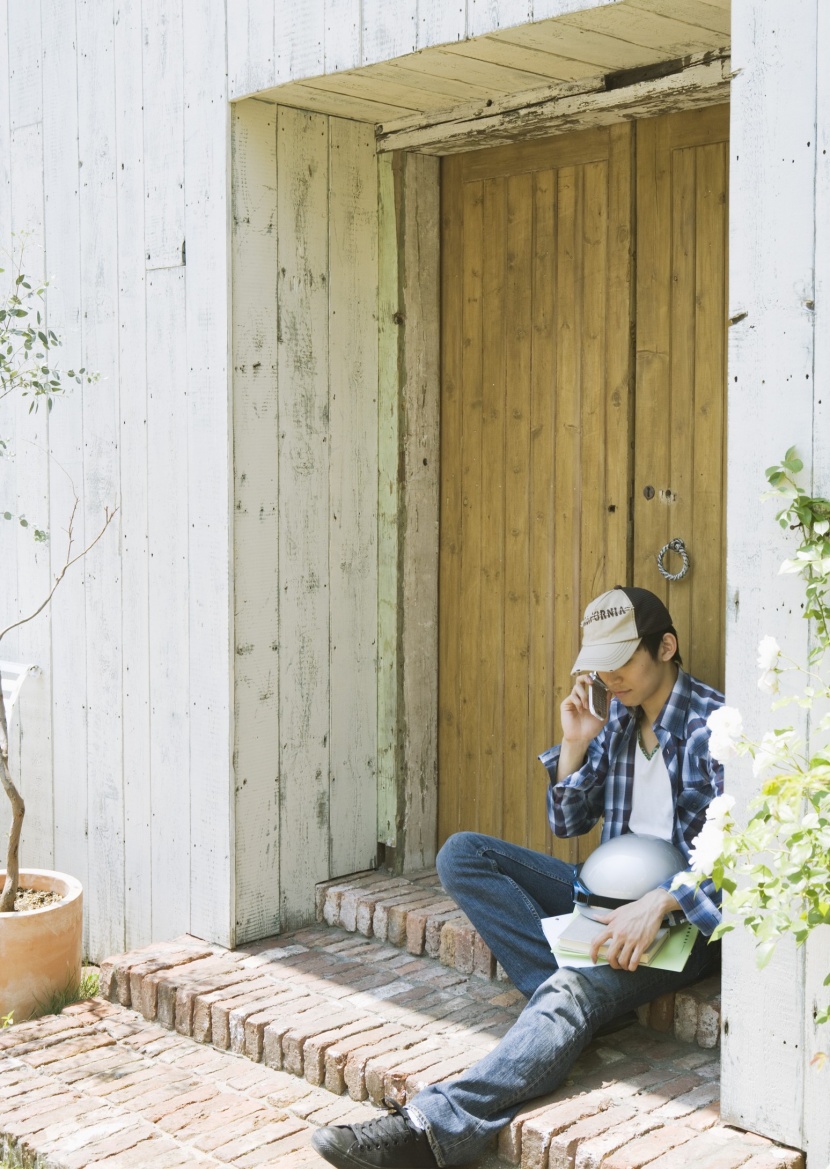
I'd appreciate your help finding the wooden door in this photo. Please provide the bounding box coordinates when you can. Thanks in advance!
[439,124,633,862]
[438,106,729,860]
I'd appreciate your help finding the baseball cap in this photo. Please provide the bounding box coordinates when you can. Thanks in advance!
[570,586,673,674]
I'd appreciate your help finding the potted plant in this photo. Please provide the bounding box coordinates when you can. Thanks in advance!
[0,247,115,1021]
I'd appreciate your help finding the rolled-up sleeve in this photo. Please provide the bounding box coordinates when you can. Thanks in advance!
[663,872,722,937]
[539,730,611,838]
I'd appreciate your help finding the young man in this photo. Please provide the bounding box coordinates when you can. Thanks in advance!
[313,587,724,1169]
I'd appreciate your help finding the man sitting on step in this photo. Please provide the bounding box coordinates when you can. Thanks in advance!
[312,586,725,1169]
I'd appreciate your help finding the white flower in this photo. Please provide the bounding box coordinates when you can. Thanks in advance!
[757,669,780,695]
[705,793,736,826]
[756,636,781,672]
[706,706,744,763]
[688,819,726,875]
[752,729,799,778]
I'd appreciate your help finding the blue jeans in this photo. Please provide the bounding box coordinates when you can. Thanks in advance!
[407,832,719,1167]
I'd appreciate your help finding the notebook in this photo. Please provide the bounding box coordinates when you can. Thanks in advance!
[556,911,670,965]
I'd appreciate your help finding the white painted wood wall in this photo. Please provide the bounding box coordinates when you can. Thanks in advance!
[0,0,233,958]
[724,1,830,1164]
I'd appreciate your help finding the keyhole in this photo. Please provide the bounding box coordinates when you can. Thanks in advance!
[643,485,655,500]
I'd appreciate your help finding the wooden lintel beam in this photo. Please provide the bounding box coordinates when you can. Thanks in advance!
[376,49,731,155]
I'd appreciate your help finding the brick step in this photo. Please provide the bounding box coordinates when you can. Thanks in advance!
[316,869,722,1049]
[84,930,804,1169]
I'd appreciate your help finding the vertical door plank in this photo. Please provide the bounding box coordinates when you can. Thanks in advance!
[605,123,634,591]
[478,177,507,839]
[691,140,728,690]
[502,171,533,845]
[634,115,673,604]
[457,178,485,836]
[231,101,280,944]
[328,117,379,877]
[552,164,582,864]
[277,107,331,926]
[142,0,185,270]
[437,156,465,842]
[527,168,557,855]
[667,145,697,663]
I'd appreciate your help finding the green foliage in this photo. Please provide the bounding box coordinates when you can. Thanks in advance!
[30,968,100,1020]
[1,1011,12,1028]
[696,450,830,1044]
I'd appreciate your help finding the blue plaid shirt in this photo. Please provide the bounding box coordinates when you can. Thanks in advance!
[538,669,724,936]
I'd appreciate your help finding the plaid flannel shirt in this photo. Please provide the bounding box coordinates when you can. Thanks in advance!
[538,669,725,936]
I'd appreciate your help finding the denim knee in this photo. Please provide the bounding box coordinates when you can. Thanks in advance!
[436,831,480,891]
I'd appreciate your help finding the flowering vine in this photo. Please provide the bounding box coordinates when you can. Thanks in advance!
[684,449,830,1052]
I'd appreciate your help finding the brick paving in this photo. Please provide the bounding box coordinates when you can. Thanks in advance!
[0,871,805,1167]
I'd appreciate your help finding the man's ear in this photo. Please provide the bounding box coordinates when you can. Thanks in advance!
[660,632,678,663]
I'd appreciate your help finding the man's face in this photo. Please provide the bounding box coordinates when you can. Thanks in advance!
[596,638,676,710]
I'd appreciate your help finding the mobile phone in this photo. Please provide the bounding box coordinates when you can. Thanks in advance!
[587,672,608,721]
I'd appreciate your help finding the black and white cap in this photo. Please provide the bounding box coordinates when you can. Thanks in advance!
[570,586,673,674]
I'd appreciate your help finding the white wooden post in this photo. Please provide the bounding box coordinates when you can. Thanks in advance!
[725,2,830,1163]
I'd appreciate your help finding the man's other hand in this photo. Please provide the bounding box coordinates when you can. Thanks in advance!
[589,888,681,971]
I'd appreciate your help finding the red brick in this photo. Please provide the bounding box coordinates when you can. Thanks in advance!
[548,1105,638,1169]
[496,1092,604,1165]
[697,998,721,1048]
[58,1121,153,1169]
[140,1083,218,1124]
[575,1115,665,1169]
[521,1098,612,1169]
[473,932,497,979]
[260,999,330,1068]
[344,1030,424,1100]
[373,891,441,942]
[281,1009,360,1076]
[439,917,476,974]
[302,1017,383,1086]
[627,1074,705,1113]
[425,909,466,958]
[674,988,700,1044]
[364,1038,445,1104]
[190,974,275,1043]
[21,1032,116,1067]
[648,993,677,1033]
[213,985,298,1050]
[603,1123,697,1168]
[405,899,457,955]
[321,873,393,927]
[403,1050,481,1098]
[644,1129,759,1169]
[315,870,375,921]
[742,1151,805,1169]
[234,991,324,1056]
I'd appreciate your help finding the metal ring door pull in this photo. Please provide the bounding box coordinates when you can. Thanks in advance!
[657,538,690,581]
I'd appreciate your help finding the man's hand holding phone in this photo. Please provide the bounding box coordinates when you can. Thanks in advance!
[556,674,609,781]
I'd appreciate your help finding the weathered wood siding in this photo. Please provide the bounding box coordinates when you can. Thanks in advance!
[724,1,829,1164]
[231,101,381,937]
[0,0,234,958]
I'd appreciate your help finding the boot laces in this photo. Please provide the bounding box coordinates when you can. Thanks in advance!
[352,1099,418,1152]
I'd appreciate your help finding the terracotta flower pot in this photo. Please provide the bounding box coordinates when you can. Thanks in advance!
[0,869,83,1022]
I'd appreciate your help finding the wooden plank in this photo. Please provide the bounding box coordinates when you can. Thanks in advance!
[690,140,727,690]
[7,0,42,131]
[467,0,532,40]
[455,177,484,839]
[259,80,407,124]
[436,43,572,92]
[276,106,331,924]
[328,117,379,877]
[362,0,417,66]
[399,152,441,870]
[0,6,11,252]
[183,0,234,948]
[666,144,696,668]
[527,167,556,855]
[495,17,672,70]
[230,101,280,945]
[324,0,360,74]
[560,4,725,56]
[477,175,507,839]
[552,163,582,866]
[228,0,275,99]
[460,125,611,182]
[143,0,185,269]
[275,4,325,87]
[722,0,816,1151]
[664,102,730,149]
[43,0,88,904]
[633,114,671,605]
[438,156,465,847]
[445,34,600,83]
[10,121,54,878]
[145,268,189,943]
[376,153,400,850]
[377,51,730,154]
[604,122,634,591]
[301,68,449,113]
[76,0,125,959]
[628,0,731,37]
[365,59,496,103]
[502,171,532,845]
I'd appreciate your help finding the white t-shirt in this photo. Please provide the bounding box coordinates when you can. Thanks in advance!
[629,736,674,842]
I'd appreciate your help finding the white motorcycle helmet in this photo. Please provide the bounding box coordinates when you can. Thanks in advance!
[574,834,686,921]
